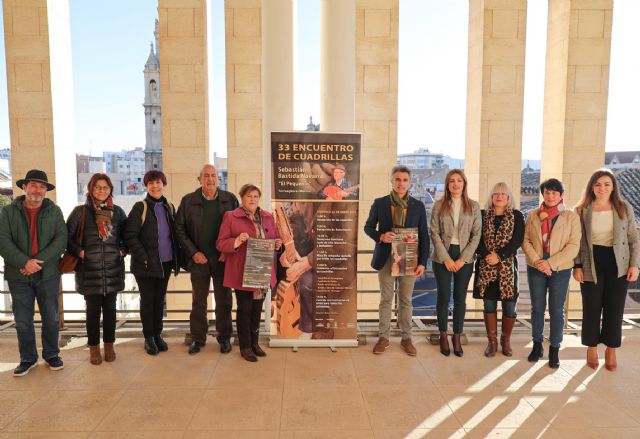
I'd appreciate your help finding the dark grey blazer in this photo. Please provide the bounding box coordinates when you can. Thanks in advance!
[574,201,640,283]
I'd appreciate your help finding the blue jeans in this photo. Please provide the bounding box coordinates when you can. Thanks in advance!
[9,277,61,363]
[483,299,517,318]
[527,266,571,348]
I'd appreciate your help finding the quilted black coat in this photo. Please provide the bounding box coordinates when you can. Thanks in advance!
[66,201,127,296]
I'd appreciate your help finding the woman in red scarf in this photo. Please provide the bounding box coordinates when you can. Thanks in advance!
[66,174,127,365]
[522,178,581,369]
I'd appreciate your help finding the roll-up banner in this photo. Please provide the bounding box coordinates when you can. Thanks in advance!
[270,131,360,348]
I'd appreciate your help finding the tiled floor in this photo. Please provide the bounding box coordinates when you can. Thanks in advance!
[1,333,639,438]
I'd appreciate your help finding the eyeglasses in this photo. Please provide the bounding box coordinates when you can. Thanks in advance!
[94,186,110,191]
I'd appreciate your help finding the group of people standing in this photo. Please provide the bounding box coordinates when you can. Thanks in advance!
[0,164,280,376]
[1,163,637,377]
[367,166,638,372]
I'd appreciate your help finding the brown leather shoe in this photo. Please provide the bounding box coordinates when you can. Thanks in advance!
[104,342,116,362]
[400,338,417,356]
[484,313,498,357]
[241,348,258,362]
[605,347,617,371]
[373,337,390,354]
[500,316,516,357]
[586,346,599,370]
[252,344,267,357]
[89,345,102,365]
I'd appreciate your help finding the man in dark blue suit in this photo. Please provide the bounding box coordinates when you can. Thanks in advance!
[364,165,429,356]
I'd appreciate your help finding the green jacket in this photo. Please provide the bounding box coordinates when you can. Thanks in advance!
[0,196,68,283]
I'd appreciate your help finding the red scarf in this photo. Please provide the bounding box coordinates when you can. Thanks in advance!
[539,200,564,257]
[90,196,114,241]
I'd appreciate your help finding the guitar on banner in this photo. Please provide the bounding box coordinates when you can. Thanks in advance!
[322,184,360,201]
[273,205,302,337]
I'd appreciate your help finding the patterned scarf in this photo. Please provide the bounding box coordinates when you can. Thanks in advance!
[477,208,516,300]
[539,200,565,258]
[390,191,408,227]
[90,196,114,241]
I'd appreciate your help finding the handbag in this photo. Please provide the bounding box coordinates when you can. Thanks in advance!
[58,206,86,273]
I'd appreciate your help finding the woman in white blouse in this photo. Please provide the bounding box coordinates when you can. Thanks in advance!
[574,169,639,371]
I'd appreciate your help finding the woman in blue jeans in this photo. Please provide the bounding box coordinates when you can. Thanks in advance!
[473,182,524,358]
[522,178,581,368]
[431,169,481,357]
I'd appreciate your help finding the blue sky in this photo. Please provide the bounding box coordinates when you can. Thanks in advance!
[0,0,638,161]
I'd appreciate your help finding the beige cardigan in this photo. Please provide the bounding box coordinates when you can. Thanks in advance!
[522,207,581,271]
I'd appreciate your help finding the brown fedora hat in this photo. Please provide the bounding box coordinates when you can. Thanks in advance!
[16,169,56,191]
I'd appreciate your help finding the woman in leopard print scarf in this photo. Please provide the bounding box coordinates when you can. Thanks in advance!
[473,183,525,358]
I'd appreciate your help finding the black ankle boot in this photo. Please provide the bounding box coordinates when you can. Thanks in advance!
[548,346,560,369]
[528,341,543,362]
[154,334,168,352]
[144,337,159,355]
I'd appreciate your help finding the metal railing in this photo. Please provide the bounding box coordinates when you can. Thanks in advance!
[2,250,639,338]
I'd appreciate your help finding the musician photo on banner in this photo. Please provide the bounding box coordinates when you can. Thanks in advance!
[318,163,360,201]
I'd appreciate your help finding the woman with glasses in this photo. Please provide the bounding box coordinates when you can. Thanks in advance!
[66,173,127,365]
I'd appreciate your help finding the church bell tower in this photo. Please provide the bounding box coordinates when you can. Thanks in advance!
[143,19,162,171]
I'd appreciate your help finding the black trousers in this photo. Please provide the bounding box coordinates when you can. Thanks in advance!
[190,260,233,344]
[235,290,264,349]
[85,293,117,346]
[580,245,629,348]
[135,261,173,339]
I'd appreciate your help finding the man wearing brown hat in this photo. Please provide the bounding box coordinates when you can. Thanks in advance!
[0,169,68,376]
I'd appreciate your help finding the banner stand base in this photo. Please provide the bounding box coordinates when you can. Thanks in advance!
[269,338,358,351]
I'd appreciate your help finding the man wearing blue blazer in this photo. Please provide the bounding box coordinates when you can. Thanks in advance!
[364,165,430,356]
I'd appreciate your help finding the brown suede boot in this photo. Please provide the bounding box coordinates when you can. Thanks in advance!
[89,345,102,365]
[104,342,116,362]
[500,316,516,357]
[484,313,498,357]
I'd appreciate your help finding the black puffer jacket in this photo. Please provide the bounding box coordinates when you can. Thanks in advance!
[124,194,180,278]
[66,201,127,296]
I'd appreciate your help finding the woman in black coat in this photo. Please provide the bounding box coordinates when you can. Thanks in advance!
[124,170,180,355]
[473,182,524,358]
[66,173,127,365]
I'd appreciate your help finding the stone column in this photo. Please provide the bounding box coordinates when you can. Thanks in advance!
[540,0,613,207]
[225,0,263,195]
[2,0,77,216]
[158,0,209,204]
[320,0,355,132]
[464,0,527,207]
[355,0,399,304]
[262,0,294,203]
[158,0,210,315]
